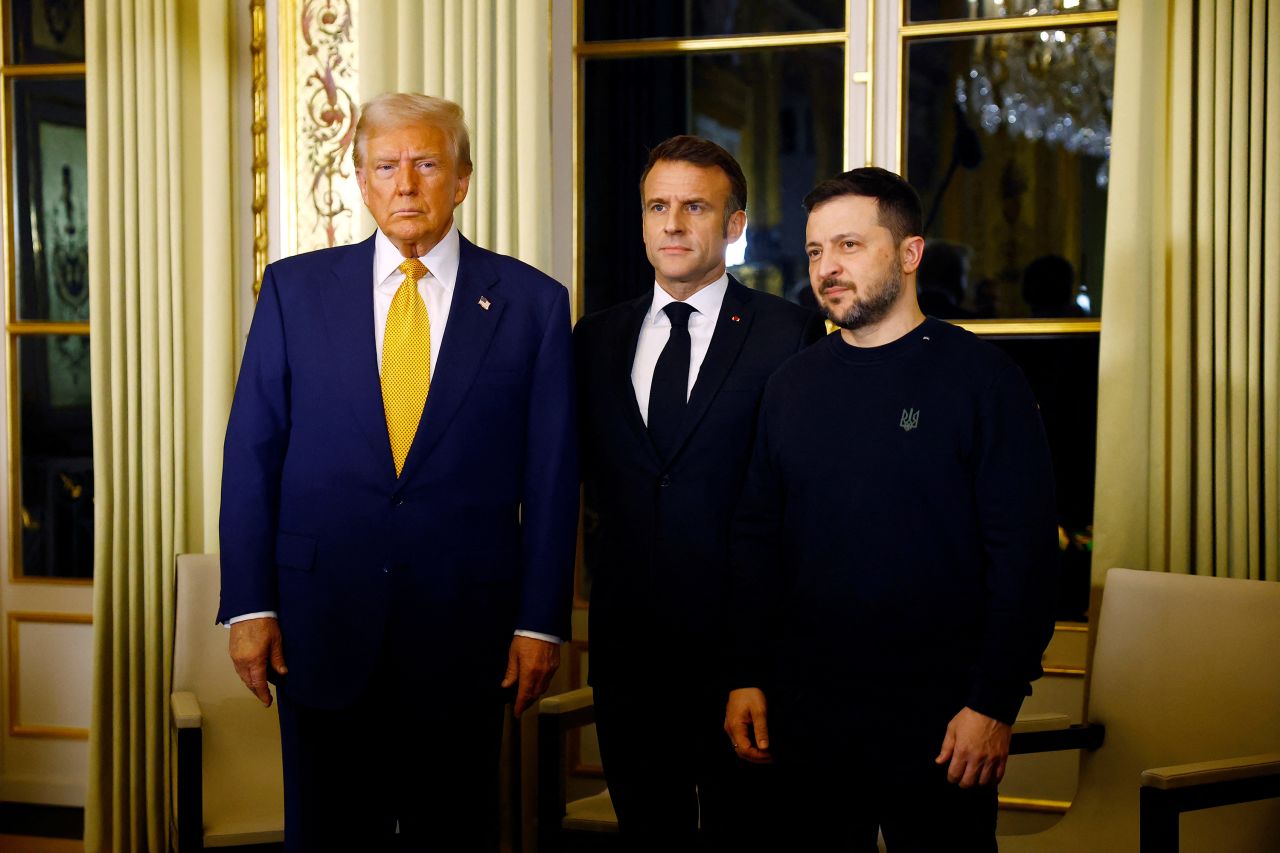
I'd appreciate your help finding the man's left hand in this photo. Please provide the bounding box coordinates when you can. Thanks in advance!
[935,706,1012,788]
[501,636,561,716]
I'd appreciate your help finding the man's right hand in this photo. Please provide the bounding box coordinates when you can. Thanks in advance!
[724,687,773,763]
[229,617,287,707]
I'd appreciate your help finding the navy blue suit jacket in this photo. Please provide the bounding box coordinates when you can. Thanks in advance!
[218,232,578,709]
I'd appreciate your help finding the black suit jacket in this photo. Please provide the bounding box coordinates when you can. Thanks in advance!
[575,277,825,689]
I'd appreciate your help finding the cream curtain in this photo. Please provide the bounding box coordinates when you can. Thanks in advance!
[84,0,238,849]
[356,0,553,271]
[1093,0,1280,582]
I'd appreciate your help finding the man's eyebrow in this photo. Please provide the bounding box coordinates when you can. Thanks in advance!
[644,195,711,206]
[373,150,441,162]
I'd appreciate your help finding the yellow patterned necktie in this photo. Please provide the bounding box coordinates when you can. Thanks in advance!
[382,258,431,476]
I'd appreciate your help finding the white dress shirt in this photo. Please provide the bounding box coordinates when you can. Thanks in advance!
[631,274,729,423]
[228,225,559,644]
[372,225,458,374]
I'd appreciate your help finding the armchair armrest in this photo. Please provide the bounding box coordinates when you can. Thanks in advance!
[538,686,596,729]
[537,687,597,851]
[1140,753,1280,853]
[170,692,204,853]
[170,691,203,729]
[1142,753,1280,790]
[1009,722,1104,755]
[1011,712,1070,734]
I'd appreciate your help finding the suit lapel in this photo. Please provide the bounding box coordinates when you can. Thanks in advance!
[665,277,754,462]
[613,293,663,468]
[398,236,504,480]
[319,235,396,477]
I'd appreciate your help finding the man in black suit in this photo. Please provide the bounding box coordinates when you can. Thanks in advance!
[575,135,825,846]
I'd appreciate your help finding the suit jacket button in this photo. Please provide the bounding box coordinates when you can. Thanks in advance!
[382,564,391,573]
[393,495,405,506]
[659,475,671,488]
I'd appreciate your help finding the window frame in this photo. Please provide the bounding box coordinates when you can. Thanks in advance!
[1,5,91,585]
[886,0,1118,335]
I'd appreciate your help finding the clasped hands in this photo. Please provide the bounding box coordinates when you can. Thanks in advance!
[723,688,1012,787]
[229,619,559,715]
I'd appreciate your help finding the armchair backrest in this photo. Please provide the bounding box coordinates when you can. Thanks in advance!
[1055,568,1280,849]
[173,553,244,701]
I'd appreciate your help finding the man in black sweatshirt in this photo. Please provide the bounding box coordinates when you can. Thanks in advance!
[724,168,1058,851]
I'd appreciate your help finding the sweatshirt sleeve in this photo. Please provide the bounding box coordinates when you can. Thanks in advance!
[965,361,1060,724]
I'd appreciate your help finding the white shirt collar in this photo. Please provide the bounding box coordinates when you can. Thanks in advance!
[646,272,729,325]
[373,222,461,294]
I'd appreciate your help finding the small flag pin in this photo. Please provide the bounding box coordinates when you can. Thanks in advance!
[478,296,491,310]
[730,314,741,323]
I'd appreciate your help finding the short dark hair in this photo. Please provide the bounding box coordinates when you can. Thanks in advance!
[1022,254,1075,307]
[639,135,748,226]
[802,167,923,245]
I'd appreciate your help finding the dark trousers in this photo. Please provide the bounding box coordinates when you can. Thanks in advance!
[593,684,775,852]
[764,681,999,852]
[276,669,506,852]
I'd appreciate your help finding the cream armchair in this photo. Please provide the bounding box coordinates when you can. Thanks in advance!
[1004,568,1280,852]
[170,553,284,851]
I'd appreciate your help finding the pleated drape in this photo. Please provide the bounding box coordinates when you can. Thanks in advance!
[1092,0,1280,583]
[84,0,237,849]
[356,0,553,271]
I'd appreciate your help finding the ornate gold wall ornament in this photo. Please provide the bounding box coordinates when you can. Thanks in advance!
[288,0,361,255]
[251,0,269,295]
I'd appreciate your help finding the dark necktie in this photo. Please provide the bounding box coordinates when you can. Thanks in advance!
[648,301,697,460]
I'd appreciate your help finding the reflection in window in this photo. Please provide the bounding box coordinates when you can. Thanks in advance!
[989,334,1098,621]
[583,47,844,315]
[907,27,1114,319]
[7,0,86,63]
[11,78,88,323]
[582,0,844,42]
[908,0,1117,25]
[18,335,93,579]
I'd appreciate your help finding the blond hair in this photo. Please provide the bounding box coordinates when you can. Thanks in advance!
[352,92,473,175]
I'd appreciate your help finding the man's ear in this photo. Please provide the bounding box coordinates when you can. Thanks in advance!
[355,168,369,205]
[901,235,925,275]
[454,171,472,207]
[726,208,747,243]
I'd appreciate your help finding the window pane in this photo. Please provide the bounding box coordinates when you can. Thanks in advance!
[7,0,86,62]
[908,0,1117,25]
[10,77,88,323]
[582,0,844,42]
[17,334,93,579]
[988,333,1097,621]
[906,26,1113,319]
[582,47,844,315]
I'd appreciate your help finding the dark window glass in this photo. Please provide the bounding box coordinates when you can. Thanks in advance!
[908,0,1117,24]
[7,0,85,63]
[906,27,1114,319]
[988,333,1097,621]
[582,46,844,315]
[18,334,93,579]
[583,0,844,42]
[11,77,88,323]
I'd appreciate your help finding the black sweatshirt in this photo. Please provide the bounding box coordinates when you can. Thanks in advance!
[730,317,1058,725]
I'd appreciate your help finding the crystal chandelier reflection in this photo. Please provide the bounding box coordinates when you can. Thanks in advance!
[955,0,1115,186]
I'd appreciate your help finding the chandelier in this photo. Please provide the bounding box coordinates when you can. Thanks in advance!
[955,0,1116,186]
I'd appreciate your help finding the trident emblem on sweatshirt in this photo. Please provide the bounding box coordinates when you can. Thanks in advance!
[899,408,920,432]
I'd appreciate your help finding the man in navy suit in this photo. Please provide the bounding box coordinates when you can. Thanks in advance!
[218,93,577,851]
[575,136,824,846]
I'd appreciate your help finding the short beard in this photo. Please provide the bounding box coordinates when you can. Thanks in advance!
[820,265,902,331]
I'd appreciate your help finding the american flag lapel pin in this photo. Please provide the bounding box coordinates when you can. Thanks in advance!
[731,314,741,323]
[478,295,491,310]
